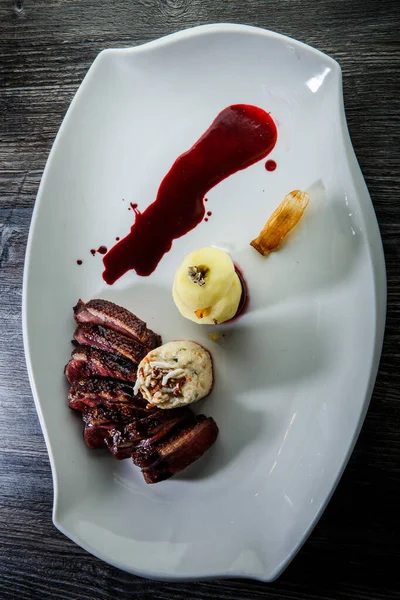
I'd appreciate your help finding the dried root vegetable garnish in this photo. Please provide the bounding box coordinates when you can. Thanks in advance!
[250,190,310,256]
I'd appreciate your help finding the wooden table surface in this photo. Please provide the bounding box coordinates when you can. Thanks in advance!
[1,1,399,598]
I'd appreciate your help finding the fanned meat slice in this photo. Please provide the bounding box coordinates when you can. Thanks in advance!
[106,408,193,460]
[132,414,210,468]
[142,416,219,483]
[74,299,162,350]
[132,416,219,481]
[73,323,148,364]
[82,406,120,449]
[123,407,191,441]
[104,435,138,460]
[82,404,154,451]
[68,378,149,412]
[65,345,137,384]
[84,426,109,450]
[141,413,194,447]
[83,403,151,425]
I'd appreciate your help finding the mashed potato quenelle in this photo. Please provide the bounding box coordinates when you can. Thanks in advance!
[173,247,242,325]
[134,341,213,409]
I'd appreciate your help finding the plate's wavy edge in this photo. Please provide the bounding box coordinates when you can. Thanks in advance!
[269,68,387,582]
[21,23,387,582]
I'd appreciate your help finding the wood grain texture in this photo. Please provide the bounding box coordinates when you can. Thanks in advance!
[0,0,399,598]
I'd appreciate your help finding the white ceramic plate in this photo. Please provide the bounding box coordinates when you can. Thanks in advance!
[23,24,386,581]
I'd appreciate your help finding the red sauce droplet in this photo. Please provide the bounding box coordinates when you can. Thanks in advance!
[204,197,208,202]
[131,203,138,209]
[207,211,212,217]
[97,246,108,255]
[205,218,208,222]
[116,237,120,241]
[77,259,82,265]
[265,159,277,171]
[103,104,277,284]
[90,249,96,256]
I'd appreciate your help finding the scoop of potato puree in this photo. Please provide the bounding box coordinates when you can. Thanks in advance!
[173,247,242,325]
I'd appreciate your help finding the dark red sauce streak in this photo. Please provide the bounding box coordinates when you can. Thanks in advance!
[103,104,277,284]
[265,159,277,171]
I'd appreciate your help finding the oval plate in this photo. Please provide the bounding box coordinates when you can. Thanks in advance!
[22,24,386,581]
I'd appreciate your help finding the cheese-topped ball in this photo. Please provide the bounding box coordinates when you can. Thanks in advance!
[134,341,213,409]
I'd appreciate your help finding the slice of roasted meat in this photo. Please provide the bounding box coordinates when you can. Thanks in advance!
[82,404,155,450]
[82,404,192,458]
[65,345,137,384]
[74,299,162,350]
[73,323,148,364]
[123,408,191,440]
[68,378,150,412]
[82,406,121,449]
[132,415,219,483]
[106,408,193,460]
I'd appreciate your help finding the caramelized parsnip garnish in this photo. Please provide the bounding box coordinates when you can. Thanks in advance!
[250,190,310,256]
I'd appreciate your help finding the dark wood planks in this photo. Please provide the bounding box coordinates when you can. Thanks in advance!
[0,0,399,599]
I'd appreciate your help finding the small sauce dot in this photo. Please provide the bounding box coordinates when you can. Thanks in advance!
[131,203,138,209]
[90,249,96,256]
[97,246,108,255]
[115,237,120,241]
[265,159,277,171]
[207,211,212,216]
[77,260,82,265]
[204,197,208,202]
[205,218,209,222]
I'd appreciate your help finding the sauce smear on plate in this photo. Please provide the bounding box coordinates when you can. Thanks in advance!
[229,264,249,322]
[103,104,277,283]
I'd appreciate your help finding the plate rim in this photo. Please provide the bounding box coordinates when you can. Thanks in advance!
[22,22,387,582]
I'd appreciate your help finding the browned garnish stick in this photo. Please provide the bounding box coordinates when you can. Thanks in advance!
[250,190,310,256]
